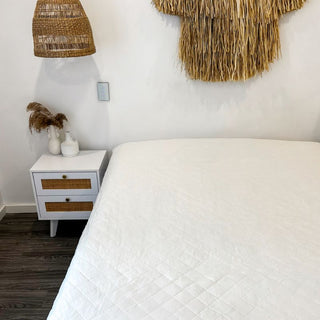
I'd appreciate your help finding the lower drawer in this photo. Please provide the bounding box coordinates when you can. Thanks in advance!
[37,195,97,220]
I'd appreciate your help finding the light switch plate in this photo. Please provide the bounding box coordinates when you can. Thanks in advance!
[97,82,110,101]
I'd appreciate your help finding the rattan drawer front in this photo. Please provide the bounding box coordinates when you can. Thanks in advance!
[33,172,98,196]
[41,179,91,190]
[38,195,96,220]
[45,201,93,212]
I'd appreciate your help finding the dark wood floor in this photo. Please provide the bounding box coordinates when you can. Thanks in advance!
[0,212,86,320]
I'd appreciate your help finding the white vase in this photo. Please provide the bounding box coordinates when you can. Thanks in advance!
[48,125,61,155]
[61,131,79,157]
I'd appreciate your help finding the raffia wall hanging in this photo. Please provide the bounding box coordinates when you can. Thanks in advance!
[152,0,307,81]
[33,0,96,58]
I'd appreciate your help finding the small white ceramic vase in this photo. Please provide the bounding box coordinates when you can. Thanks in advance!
[61,131,79,157]
[48,125,61,155]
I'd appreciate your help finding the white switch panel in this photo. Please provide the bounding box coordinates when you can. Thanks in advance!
[97,82,110,101]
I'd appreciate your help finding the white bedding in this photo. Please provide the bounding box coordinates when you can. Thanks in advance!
[48,139,320,320]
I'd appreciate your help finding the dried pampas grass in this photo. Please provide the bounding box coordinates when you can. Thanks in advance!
[27,102,68,133]
[152,0,307,81]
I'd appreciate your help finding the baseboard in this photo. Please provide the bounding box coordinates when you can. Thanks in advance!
[5,204,37,214]
[0,205,6,221]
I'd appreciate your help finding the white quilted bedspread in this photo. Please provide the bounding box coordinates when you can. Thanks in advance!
[48,139,320,320]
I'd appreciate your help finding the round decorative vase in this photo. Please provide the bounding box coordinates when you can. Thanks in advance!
[61,131,79,157]
[48,125,61,155]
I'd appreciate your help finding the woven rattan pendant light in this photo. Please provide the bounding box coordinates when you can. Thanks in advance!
[33,0,96,58]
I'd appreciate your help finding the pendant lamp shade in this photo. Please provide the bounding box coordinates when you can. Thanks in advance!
[32,0,96,58]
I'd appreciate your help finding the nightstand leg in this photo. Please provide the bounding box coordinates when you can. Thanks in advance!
[50,220,59,237]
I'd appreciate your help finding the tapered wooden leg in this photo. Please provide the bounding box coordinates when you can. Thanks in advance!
[50,220,59,237]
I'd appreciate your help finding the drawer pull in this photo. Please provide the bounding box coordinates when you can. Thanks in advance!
[62,175,67,179]
[66,198,70,202]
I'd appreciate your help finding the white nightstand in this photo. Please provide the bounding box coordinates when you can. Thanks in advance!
[30,150,108,237]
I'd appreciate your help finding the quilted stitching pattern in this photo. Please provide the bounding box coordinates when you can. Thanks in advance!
[48,139,320,320]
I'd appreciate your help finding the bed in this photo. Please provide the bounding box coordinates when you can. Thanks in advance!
[48,138,320,320]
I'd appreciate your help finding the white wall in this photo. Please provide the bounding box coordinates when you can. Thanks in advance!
[0,192,4,221]
[0,0,319,205]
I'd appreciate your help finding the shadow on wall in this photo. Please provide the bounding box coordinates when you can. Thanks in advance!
[28,56,109,151]
[40,57,100,85]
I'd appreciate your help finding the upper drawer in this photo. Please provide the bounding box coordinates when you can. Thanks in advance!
[33,172,99,196]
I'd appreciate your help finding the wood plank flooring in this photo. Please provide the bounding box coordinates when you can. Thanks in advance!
[0,212,86,320]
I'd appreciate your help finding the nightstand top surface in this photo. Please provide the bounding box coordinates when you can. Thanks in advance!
[30,150,107,172]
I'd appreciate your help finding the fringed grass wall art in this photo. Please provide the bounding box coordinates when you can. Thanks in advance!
[152,0,307,81]
[278,0,307,14]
